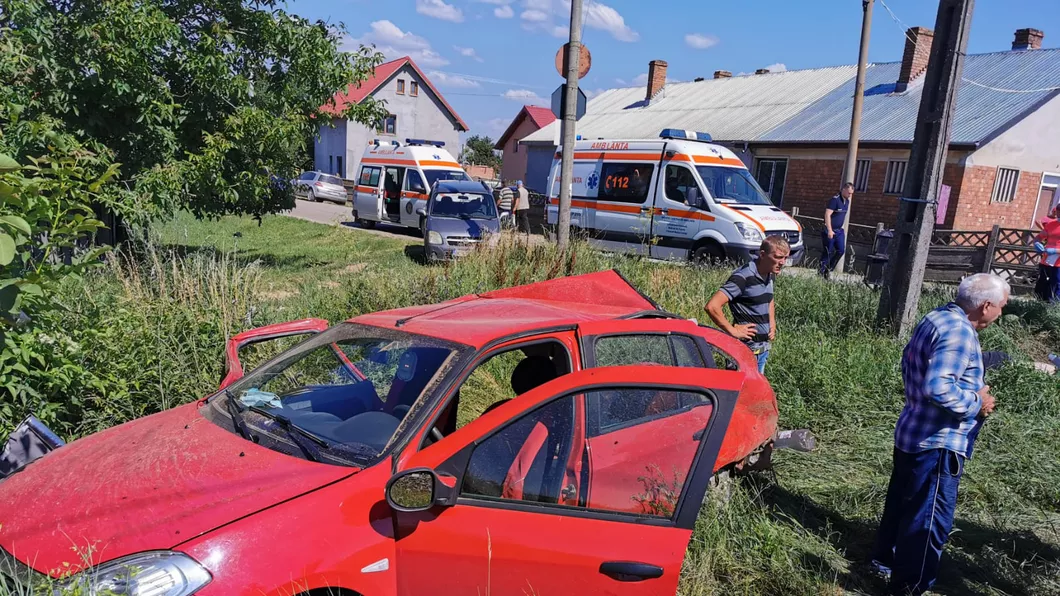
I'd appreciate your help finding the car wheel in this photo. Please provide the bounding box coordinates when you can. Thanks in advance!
[692,241,725,267]
[419,217,426,238]
[307,189,318,202]
[360,219,376,229]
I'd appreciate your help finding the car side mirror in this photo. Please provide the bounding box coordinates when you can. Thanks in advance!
[412,184,427,194]
[416,208,427,217]
[385,468,453,512]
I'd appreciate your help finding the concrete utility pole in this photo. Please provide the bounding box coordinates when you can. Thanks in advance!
[876,0,975,335]
[556,0,584,249]
[835,0,874,274]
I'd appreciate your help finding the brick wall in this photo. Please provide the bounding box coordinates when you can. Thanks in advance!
[778,156,969,228]
[951,166,1043,229]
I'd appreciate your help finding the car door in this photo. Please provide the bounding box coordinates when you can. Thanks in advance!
[400,169,429,228]
[651,162,713,261]
[389,365,741,595]
[354,164,385,222]
[218,318,329,389]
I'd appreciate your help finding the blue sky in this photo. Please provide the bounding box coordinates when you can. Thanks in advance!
[286,0,1059,141]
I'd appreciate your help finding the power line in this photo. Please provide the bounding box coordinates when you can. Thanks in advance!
[878,0,1060,94]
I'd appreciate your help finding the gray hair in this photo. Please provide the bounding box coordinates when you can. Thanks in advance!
[956,273,1010,310]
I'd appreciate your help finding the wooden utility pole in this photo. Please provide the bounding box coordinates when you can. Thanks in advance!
[556,0,584,248]
[876,0,975,335]
[835,0,873,274]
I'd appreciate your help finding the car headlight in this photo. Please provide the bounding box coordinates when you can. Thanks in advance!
[428,231,443,245]
[734,222,763,244]
[60,551,211,596]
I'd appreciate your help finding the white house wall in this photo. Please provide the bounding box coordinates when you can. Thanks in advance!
[967,94,1060,173]
[314,118,347,176]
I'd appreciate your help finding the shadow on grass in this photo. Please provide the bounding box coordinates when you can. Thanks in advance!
[145,242,332,271]
[404,245,428,265]
[758,481,1057,595]
[340,220,422,240]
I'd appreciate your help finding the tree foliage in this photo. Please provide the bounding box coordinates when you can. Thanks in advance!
[462,135,503,172]
[1,0,390,219]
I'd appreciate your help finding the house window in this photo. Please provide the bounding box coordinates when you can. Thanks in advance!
[410,81,419,97]
[853,158,871,192]
[754,159,787,206]
[513,141,518,154]
[884,160,908,195]
[378,114,397,136]
[336,156,343,178]
[396,79,405,95]
[991,167,1020,204]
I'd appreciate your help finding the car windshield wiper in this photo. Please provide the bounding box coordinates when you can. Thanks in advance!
[224,390,255,442]
[249,406,330,463]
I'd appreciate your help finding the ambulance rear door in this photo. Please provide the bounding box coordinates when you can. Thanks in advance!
[546,153,591,231]
[354,163,385,222]
[651,153,713,261]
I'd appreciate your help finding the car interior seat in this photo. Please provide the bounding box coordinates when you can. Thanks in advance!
[510,354,559,395]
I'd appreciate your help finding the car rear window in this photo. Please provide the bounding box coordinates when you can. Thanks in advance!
[323,175,344,186]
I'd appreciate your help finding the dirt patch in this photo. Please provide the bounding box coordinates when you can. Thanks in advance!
[343,263,368,274]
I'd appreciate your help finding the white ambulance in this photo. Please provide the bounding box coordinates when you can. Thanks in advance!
[352,139,471,231]
[546,130,803,265]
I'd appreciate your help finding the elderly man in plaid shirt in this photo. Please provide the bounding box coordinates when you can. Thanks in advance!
[871,273,1009,596]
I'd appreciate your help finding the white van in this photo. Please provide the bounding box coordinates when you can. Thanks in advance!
[545,130,803,264]
[353,139,471,231]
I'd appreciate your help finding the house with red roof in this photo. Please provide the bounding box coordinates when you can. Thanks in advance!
[493,105,557,189]
[316,56,468,180]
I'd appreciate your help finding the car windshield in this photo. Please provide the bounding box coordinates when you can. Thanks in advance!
[430,193,497,219]
[423,169,470,188]
[322,175,343,186]
[209,324,466,464]
[696,165,773,206]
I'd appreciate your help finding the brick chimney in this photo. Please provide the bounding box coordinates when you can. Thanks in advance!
[646,60,668,101]
[896,27,935,92]
[713,70,731,79]
[1012,28,1044,50]
[755,68,770,75]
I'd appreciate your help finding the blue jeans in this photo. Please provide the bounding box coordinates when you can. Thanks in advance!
[819,228,846,274]
[871,447,964,596]
[755,350,770,374]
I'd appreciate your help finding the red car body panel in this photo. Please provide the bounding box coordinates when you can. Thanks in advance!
[219,318,329,389]
[0,403,352,577]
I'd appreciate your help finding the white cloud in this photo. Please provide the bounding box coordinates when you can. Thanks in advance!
[495,4,514,17]
[485,117,512,137]
[454,46,484,62]
[685,33,719,50]
[521,9,549,22]
[762,63,787,72]
[632,73,648,86]
[353,20,449,68]
[503,89,546,105]
[614,78,626,86]
[416,0,464,22]
[584,88,607,99]
[428,71,482,88]
[584,2,638,42]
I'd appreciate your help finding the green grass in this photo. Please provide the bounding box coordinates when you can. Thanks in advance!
[9,210,1060,595]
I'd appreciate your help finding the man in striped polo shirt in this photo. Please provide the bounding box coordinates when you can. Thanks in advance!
[705,236,790,374]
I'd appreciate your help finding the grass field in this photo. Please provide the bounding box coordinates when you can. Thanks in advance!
[11,209,1060,595]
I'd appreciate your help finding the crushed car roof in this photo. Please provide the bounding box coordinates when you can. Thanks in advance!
[350,270,662,347]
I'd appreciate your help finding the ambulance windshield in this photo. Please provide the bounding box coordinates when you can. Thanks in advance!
[424,169,470,188]
[696,166,773,206]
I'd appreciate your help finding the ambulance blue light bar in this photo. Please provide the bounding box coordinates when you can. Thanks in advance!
[659,129,713,142]
[405,138,446,148]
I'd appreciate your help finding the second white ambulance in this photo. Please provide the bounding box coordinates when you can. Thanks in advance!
[546,130,803,264]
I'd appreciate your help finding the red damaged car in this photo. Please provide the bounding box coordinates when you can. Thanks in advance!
[0,270,812,595]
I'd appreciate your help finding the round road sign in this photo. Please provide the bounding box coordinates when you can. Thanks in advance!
[555,43,591,79]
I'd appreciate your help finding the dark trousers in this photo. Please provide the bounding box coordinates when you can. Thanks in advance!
[872,447,964,596]
[819,228,846,274]
[1035,264,1060,303]
[515,209,531,234]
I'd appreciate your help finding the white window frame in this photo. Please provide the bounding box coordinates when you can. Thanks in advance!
[753,157,788,206]
[991,166,1020,204]
[883,160,908,195]
[853,158,871,192]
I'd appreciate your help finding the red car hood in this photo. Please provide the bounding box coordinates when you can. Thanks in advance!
[0,403,353,576]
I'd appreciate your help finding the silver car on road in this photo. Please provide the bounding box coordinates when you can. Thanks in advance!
[292,171,348,204]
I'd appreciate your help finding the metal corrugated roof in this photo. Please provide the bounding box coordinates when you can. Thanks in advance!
[758,48,1060,145]
[521,65,859,144]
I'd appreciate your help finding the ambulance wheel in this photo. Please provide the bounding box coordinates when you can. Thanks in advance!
[692,241,725,266]
[358,218,376,229]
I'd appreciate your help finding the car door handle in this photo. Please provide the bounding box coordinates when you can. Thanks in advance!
[639,206,650,213]
[659,208,669,215]
[599,561,664,582]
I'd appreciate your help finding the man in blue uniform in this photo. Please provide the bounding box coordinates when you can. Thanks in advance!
[820,182,853,278]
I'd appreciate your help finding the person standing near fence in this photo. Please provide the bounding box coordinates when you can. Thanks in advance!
[1034,204,1060,303]
[820,182,853,279]
[515,180,531,234]
[870,273,1008,596]
[497,181,514,229]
